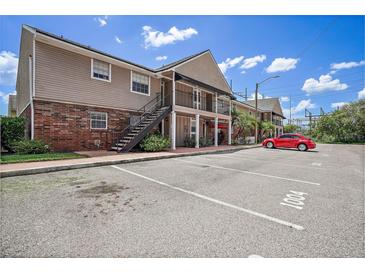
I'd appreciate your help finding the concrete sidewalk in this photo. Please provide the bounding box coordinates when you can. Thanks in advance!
[0,145,260,178]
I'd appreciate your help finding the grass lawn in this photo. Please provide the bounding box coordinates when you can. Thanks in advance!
[0,152,87,164]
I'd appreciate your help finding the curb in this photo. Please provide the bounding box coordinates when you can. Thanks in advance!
[0,145,261,178]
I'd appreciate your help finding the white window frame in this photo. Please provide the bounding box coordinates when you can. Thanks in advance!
[90,111,108,130]
[91,59,112,83]
[130,71,151,96]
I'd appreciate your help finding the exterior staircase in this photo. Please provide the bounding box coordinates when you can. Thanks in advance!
[112,94,171,152]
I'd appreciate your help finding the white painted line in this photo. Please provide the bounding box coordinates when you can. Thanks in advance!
[209,154,325,170]
[111,165,305,231]
[176,159,320,186]
[312,162,322,167]
[248,254,264,258]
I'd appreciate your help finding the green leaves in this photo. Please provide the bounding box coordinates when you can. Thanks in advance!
[140,133,171,152]
[0,116,26,151]
[313,99,365,143]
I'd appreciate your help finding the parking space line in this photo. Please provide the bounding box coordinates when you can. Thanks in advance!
[111,165,305,230]
[207,154,326,170]
[175,159,320,186]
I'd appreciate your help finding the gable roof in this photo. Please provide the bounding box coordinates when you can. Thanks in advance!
[24,25,211,74]
[155,50,210,71]
[245,98,285,118]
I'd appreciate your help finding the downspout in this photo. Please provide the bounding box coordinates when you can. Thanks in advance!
[29,31,36,140]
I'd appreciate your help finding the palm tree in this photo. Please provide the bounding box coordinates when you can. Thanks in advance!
[233,111,256,143]
[260,121,275,139]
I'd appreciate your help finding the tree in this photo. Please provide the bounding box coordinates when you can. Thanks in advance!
[284,124,299,133]
[260,121,275,138]
[233,111,256,142]
[313,99,365,143]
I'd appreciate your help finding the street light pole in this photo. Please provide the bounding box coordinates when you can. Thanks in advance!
[254,75,280,144]
[254,82,259,144]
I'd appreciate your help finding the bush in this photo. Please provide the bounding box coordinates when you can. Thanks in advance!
[11,139,50,154]
[0,116,25,151]
[183,136,196,147]
[199,137,213,147]
[140,134,170,152]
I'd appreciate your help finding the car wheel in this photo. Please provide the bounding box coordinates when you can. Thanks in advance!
[266,141,274,149]
[298,143,307,151]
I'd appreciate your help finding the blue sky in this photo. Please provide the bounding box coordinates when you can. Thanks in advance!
[0,15,364,118]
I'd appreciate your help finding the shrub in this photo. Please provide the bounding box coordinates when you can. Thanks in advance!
[183,136,196,147]
[11,139,50,154]
[0,116,25,151]
[199,137,213,147]
[140,134,170,152]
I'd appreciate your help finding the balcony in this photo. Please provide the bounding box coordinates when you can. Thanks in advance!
[164,89,231,117]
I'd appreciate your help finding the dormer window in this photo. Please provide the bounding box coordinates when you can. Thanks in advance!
[91,59,111,82]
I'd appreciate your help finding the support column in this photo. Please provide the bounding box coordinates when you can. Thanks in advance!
[161,119,165,136]
[195,114,200,148]
[171,70,176,150]
[228,118,232,145]
[171,111,176,150]
[214,116,218,147]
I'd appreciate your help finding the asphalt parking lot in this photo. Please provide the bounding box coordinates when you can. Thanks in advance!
[1,144,364,257]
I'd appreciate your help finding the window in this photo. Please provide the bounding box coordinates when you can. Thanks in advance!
[190,118,196,138]
[131,71,150,95]
[92,59,111,81]
[90,112,107,129]
[279,134,291,139]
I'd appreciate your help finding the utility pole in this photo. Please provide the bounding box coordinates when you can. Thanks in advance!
[254,76,280,144]
[289,95,292,125]
[254,83,259,144]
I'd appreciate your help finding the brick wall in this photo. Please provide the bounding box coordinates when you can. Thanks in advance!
[33,100,136,151]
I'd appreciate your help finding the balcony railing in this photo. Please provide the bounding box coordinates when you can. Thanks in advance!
[175,90,216,113]
[173,89,231,116]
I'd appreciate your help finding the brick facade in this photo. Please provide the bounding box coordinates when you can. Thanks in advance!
[33,100,136,151]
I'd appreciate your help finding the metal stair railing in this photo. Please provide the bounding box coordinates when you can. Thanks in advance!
[112,93,170,151]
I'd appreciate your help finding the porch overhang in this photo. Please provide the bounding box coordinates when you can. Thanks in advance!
[174,72,235,99]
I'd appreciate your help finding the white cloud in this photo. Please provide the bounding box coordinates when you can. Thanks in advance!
[240,55,266,72]
[156,56,168,61]
[266,57,299,73]
[330,60,365,73]
[142,26,198,49]
[302,74,348,94]
[95,16,108,27]
[0,51,18,86]
[247,92,271,100]
[280,96,289,102]
[331,102,349,109]
[0,90,16,104]
[358,88,365,99]
[114,36,122,44]
[218,56,244,74]
[282,99,315,117]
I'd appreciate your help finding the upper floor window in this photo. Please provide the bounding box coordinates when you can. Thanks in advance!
[91,59,111,82]
[90,112,107,129]
[131,71,150,95]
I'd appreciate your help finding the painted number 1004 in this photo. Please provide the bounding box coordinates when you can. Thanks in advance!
[280,190,307,210]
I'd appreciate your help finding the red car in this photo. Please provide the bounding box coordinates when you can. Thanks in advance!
[262,133,316,151]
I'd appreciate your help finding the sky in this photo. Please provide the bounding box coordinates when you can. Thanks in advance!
[0,15,364,119]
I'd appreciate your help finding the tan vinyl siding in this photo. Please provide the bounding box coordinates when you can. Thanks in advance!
[175,53,232,95]
[16,28,34,115]
[34,42,160,111]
